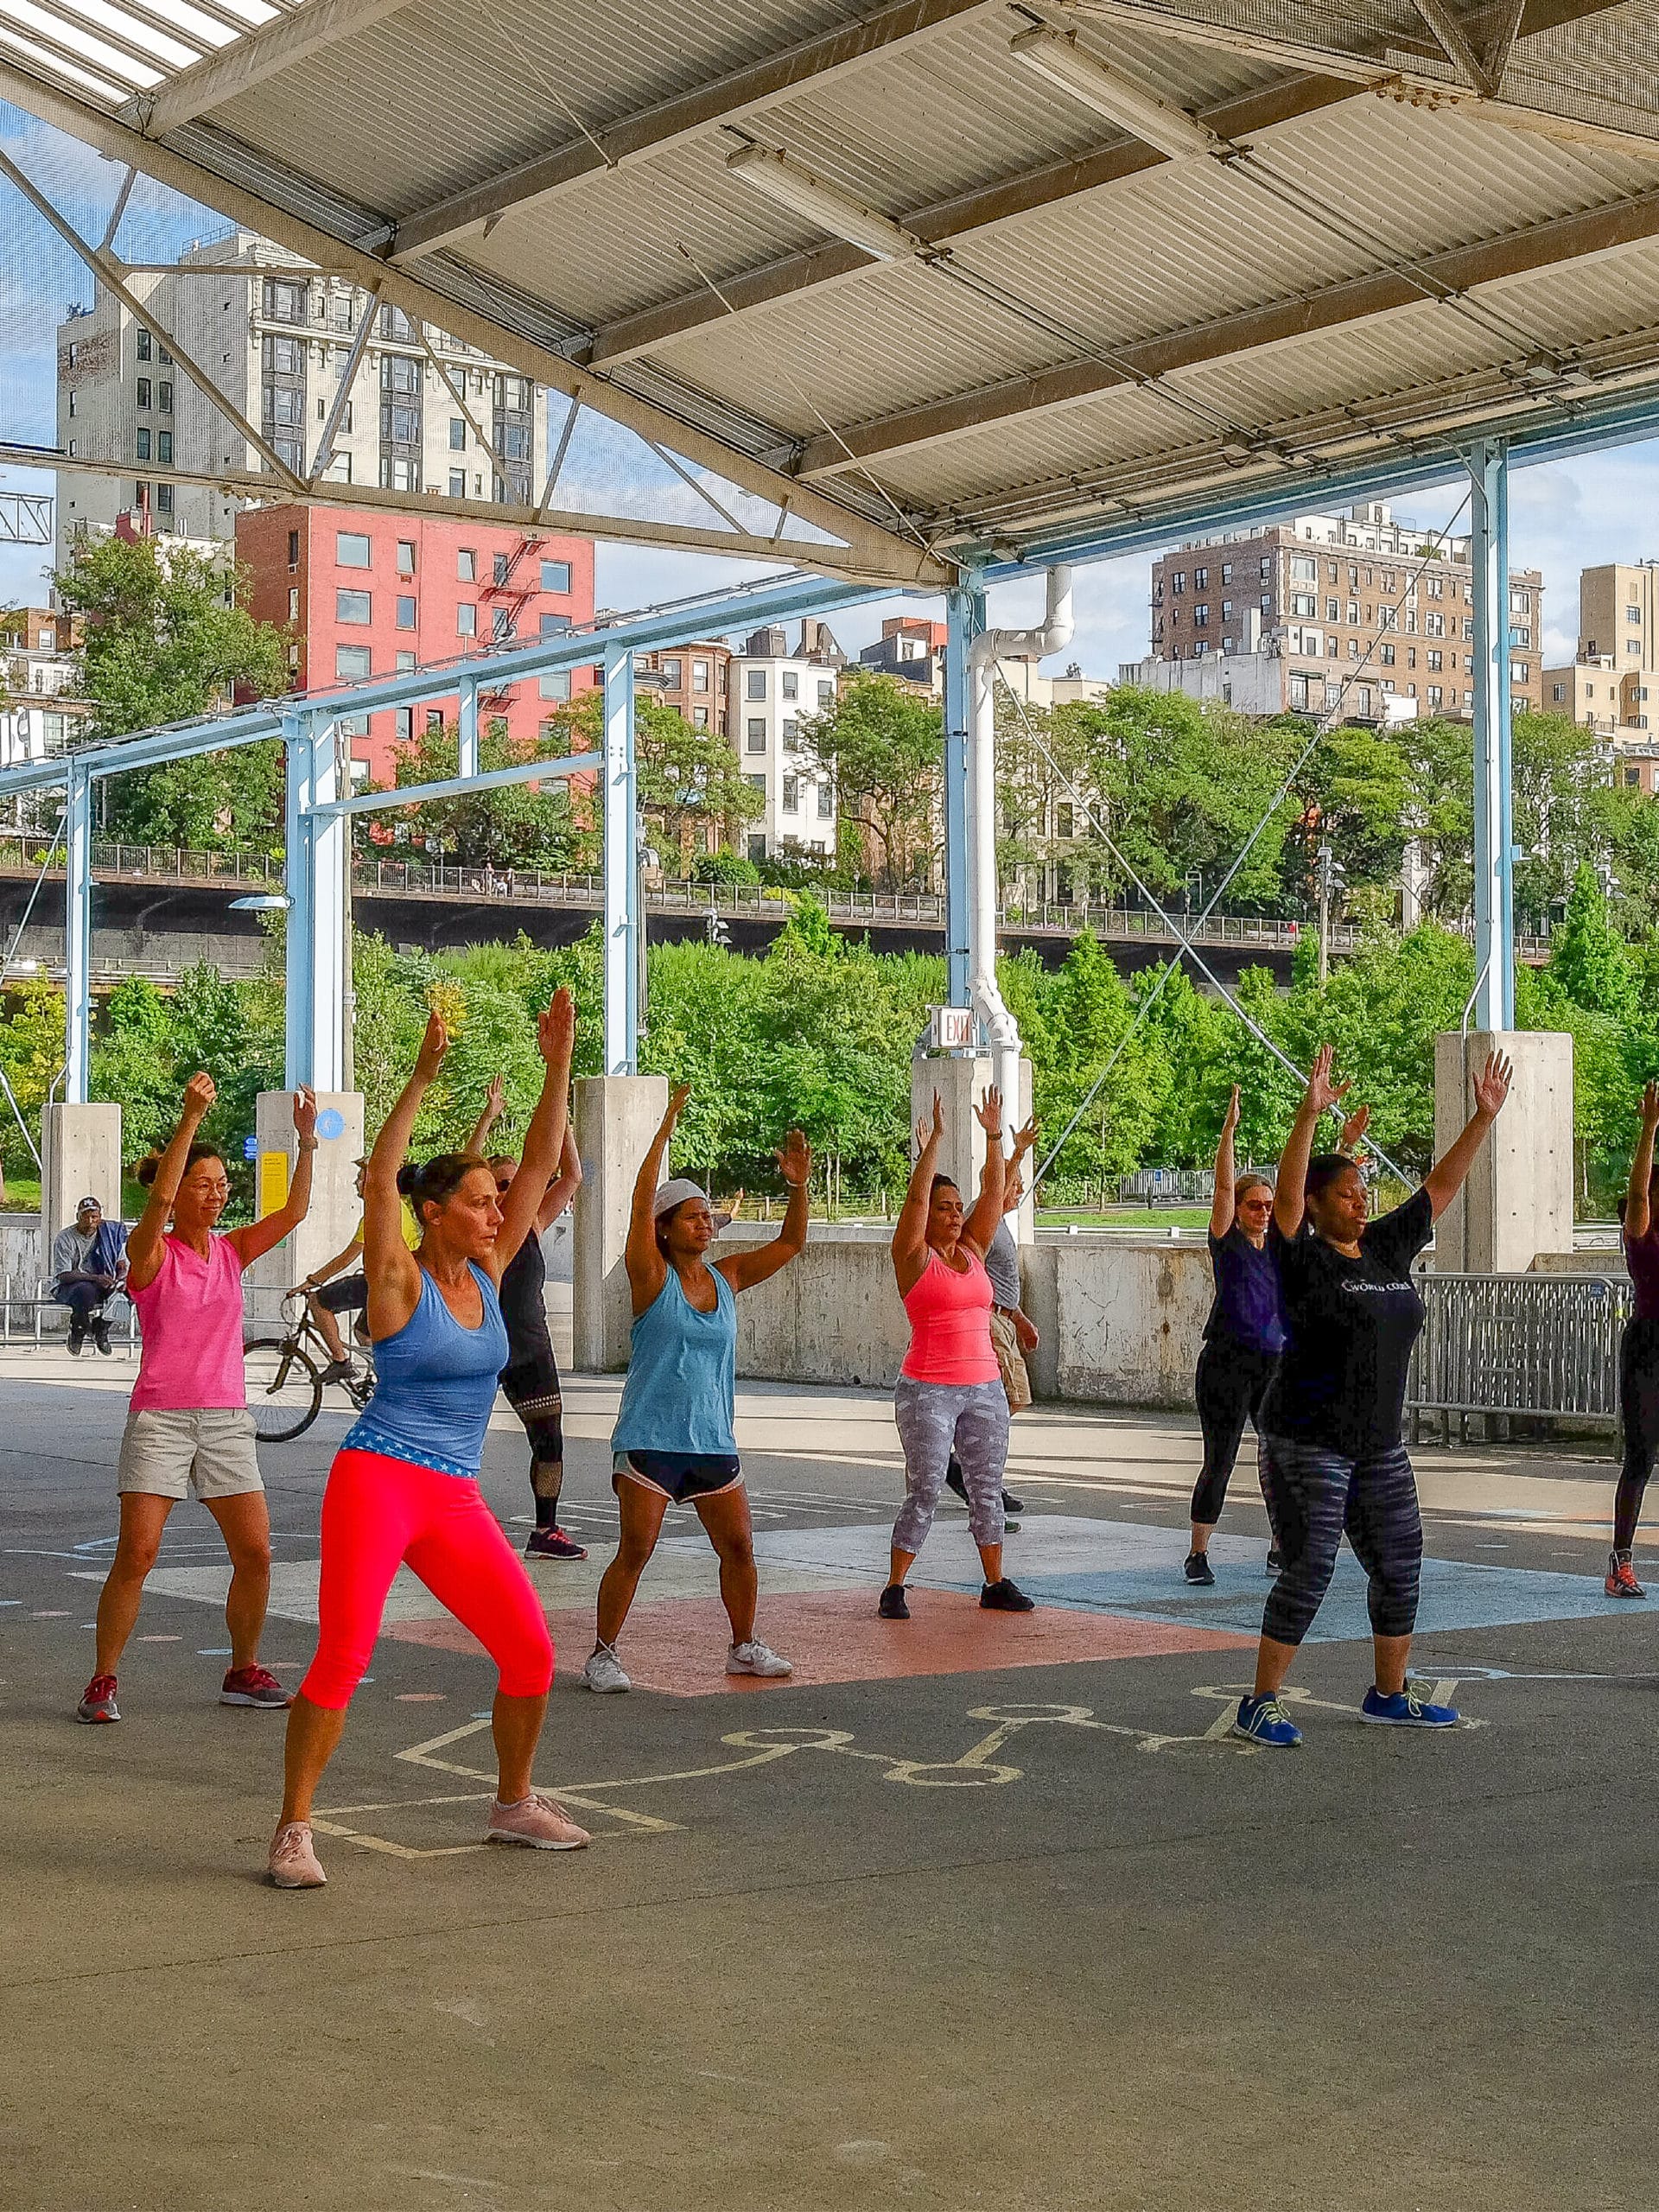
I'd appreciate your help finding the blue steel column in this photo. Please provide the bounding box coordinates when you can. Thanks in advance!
[64,760,93,1103]
[602,645,638,1076]
[283,713,317,1090]
[1468,438,1515,1031]
[943,581,983,1011]
[457,679,479,780]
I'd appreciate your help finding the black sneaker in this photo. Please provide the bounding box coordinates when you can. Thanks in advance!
[525,1526,587,1560]
[878,1583,911,1620]
[92,1319,113,1356]
[67,1325,85,1357]
[1265,1548,1283,1576]
[1184,1551,1215,1586]
[980,1578,1034,1612]
[318,1358,356,1386]
[1002,1489,1024,1515]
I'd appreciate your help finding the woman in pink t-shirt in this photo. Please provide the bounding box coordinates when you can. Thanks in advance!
[76,1071,319,1726]
[880,1087,1034,1621]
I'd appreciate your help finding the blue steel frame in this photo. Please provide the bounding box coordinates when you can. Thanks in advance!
[16,371,1659,1099]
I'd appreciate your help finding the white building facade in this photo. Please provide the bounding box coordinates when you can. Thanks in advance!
[727,624,843,861]
[55,232,547,563]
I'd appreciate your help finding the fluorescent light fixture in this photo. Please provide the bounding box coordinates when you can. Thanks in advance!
[725,144,925,261]
[1008,26,1226,160]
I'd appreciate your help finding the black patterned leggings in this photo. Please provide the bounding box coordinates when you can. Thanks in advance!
[1262,1435,1422,1647]
[1614,1318,1659,1552]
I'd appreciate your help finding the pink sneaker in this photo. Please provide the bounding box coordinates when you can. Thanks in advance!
[268,1821,327,1889]
[486,1791,590,1851]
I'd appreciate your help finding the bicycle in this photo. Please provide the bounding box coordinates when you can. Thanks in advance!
[244,1291,376,1444]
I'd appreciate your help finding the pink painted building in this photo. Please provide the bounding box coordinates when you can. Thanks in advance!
[238,502,596,784]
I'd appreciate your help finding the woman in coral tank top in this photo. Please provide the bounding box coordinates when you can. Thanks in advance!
[880,1087,1034,1622]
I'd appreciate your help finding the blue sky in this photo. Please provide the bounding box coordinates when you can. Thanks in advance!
[4,96,1658,674]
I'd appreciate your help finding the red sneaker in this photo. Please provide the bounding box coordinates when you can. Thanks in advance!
[76,1673,119,1724]
[220,1663,291,1708]
[524,1527,587,1560]
[1606,1550,1647,1599]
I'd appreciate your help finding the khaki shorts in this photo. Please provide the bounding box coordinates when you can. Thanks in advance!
[988,1309,1033,1415]
[117,1408,264,1501]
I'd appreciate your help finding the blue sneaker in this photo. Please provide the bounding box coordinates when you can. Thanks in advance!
[1231,1693,1302,1747]
[1361,1686,1459,1728]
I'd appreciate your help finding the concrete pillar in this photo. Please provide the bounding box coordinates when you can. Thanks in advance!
[572,1071,667,1371]
[1432,1030,1572,1273]
[245,1090,365,1325]
[909,1052,1034,1246]
[41,1101,123,1255]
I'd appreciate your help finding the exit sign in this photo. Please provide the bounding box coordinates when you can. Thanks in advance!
[929,1006,976,1051]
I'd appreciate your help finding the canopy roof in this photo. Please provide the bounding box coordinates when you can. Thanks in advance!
[7,0,1659,582]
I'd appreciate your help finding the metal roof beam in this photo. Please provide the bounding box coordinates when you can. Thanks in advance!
[584,72,1357,366]
[121,0,424,136]
[793,185,1659,478]
[2,440,907,580]
[0,58,951,588]
[378,0,999,264]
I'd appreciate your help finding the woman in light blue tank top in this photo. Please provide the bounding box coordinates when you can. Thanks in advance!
[583,1082,810,1695]
[269,994,591,1891]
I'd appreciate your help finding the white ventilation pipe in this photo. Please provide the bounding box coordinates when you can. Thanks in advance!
[965,565,1073,1141]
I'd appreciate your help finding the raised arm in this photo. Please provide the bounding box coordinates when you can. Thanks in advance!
[961,1087,1007,1255]
[625,1083,688,1311]
[490,991,575,1279]
[1210,1086,1241,1239]
[893,1091,944,1294]
[719,1130,811,1294]
[537,1123,582,1234]
[228,1087,319,1268]
[296,1226,365,1296]
[1422,1051,1512,1222]
[465,1072,507,1160]
[362,1014,445,1330]
[1273,1045,1351,1243]
[1626,1082,1659,1242]
[125,1073,216,1293]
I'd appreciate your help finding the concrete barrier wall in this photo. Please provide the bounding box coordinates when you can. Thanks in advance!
[718,1224,1211,1408]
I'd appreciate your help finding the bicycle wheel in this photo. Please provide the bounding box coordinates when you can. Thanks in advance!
[243,1334,323,1443]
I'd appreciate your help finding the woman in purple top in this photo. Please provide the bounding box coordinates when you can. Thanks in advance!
[1610,1079,1659,1597]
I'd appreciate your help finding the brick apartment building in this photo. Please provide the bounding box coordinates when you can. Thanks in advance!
[238,503,594,784]
[1125,501,1543,722]
[632,641,733,731]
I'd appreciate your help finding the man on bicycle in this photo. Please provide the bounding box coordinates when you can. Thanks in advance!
[294,1160,418,1384]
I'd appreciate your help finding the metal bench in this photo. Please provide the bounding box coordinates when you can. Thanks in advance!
[0,1277,141,1357]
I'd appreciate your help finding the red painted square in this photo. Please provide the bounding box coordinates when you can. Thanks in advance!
[384,1589,1254,1698]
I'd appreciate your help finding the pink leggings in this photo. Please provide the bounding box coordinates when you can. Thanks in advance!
[298,1447,554,1710]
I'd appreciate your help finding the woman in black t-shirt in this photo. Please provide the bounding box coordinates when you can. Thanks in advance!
[1186,1084,1373,1586]
[1232,1042,1511,1750]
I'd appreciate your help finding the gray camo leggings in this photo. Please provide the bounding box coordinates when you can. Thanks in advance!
[893,1375,1009,1554]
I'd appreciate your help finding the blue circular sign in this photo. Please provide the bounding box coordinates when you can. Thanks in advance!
[316,1108,346,1142]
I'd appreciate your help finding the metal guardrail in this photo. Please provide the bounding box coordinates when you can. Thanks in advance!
[1408,1270,1630,1428]
[0,826,1556,956]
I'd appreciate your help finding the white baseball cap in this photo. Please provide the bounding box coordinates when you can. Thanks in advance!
[652,1177,709,1220]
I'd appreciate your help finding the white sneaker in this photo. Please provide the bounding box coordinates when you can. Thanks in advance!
[268,1820,327,1889]
[727,1638,793,1678]
[582,1641,631,1694]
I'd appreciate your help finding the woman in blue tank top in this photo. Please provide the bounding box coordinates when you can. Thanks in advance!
[582,1082,810,1694]
[268,993,587,1890]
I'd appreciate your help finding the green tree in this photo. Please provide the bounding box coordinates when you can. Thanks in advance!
[54,534,290,849]
[1553,861,1635,1020]
[386,718,594,870]
[799,668,942,889]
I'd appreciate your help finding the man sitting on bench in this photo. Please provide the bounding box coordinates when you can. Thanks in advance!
[53,1193,128,1357]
